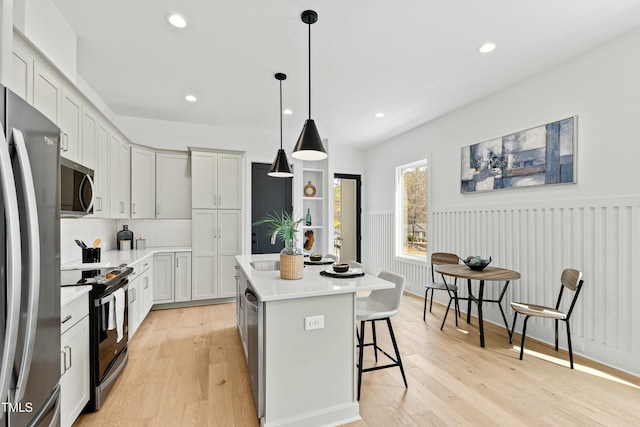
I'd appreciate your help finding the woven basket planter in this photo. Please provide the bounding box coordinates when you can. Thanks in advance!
[280,254,303,280]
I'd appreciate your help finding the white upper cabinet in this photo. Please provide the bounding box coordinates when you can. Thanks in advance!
[93,122,110,217]
[81,106,97,170]
[33,62,61,125]
[11,42,34,104]
[60,87,82,163]
[131,146,156,219]
[156,152,191,218]
[109,133,130,218]
[191,151,242,209]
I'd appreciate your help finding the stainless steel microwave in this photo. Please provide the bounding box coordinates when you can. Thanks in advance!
[60,157,95,216]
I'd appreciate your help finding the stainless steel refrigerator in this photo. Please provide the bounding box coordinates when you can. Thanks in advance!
[1,85,61,426]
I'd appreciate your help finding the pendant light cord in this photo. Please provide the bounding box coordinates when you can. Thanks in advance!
[279,79,283,149]
[308,21,311,120]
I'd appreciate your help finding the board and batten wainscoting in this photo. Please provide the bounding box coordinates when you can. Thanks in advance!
[363,195,640,377]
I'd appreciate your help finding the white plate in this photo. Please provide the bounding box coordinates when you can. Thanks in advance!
[306,259,334,265]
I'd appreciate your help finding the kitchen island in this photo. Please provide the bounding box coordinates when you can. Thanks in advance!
[235,254,394,427]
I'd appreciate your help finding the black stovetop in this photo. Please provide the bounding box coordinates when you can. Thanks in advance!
[61,266,133,298]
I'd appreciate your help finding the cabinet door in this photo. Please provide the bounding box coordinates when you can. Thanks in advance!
[93,123,110,217]
[131,147,156,218]
[192,210,217,300]
[175,253,192,302]
[217,153,243,209]
[60,315,90,427]
[218,210,242,297]
[82,107,97,170]
[156,153,191,218]
[11,43,34,104]
[153,253,175,303]
[110,134,130,218]
[128,277,140,339]
[191,151,217,208]
[33,62,61,125]
[60,88,82,163]
[141,267,153,317]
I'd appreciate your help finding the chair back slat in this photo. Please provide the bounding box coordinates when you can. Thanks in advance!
[561,269,582,291]
[430,252,459,282]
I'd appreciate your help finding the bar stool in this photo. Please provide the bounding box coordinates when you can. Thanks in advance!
[356,271,407,400]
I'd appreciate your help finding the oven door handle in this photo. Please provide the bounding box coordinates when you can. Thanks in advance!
[96,281,129,307]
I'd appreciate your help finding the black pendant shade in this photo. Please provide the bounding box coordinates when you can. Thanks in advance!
[291,10,327,161]
[268,148,293,177]
[268,72,294,178]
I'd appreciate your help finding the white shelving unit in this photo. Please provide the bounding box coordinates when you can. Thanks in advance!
[301,166,327,255]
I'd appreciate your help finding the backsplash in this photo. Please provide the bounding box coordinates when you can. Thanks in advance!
[60,218,116,264]
[61,218,192,264]
[115,219,192,248]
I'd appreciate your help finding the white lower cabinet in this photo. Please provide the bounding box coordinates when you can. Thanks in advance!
[153,252,192,305]
[128,258,154,339]
[60,293,90,427]
[192,209,241,300]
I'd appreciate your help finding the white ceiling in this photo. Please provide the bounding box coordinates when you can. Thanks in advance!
[50,0,640,150]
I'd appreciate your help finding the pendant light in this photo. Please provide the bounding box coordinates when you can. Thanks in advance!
[291,10,327,161]
[268,73,294,177]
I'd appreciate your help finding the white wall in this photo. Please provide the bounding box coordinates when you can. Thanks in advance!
[363,27,640,376]
[60,218,115,264]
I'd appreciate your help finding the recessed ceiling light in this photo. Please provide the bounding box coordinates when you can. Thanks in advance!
[283,109,293,115]
[167,13,188,28]
[184,94,197,102]
[374,112,385,118]
[478,42,496,54]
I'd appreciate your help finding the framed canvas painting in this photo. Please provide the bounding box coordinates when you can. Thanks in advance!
[460,116,576,193]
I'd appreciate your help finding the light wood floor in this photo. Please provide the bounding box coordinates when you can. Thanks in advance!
[74,294,640,427]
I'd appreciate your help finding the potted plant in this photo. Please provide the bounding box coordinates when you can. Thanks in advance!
[253,211,305,280]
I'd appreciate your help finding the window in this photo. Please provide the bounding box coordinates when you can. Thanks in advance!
[396,159,428,260]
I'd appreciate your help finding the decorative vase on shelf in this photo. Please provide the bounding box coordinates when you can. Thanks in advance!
[305,208,312,226]
[304,181,316,197]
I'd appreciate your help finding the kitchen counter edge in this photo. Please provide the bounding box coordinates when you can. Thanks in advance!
[61,246,192,270]
[235,254,394,302]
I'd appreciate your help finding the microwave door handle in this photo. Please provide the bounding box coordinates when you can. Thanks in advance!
[11,129,41,403]
[0,124,23,412]
[78,173,95,213]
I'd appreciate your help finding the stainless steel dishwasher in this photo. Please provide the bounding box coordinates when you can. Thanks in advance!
[244,286,264,418]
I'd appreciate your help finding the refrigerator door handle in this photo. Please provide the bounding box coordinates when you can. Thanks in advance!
[79,172,95,213]
[11,128,41,403]
[0,124,22,414]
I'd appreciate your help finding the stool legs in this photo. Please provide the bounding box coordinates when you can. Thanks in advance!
[357,318,407,400]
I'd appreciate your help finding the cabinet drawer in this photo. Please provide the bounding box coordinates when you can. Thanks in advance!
[61,294,89,335]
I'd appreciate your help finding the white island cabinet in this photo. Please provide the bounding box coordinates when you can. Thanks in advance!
[235,254,394,427]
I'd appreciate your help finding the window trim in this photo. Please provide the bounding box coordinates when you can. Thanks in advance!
[394,158,429,263]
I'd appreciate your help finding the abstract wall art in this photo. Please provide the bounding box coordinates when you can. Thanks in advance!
[461,116,576,193]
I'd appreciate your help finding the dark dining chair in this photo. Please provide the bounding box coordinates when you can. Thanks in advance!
[423,252,461,330]
[509,268,584,368]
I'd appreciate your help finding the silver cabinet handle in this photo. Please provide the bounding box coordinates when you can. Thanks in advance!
[65,345,72,371]
[176,257,180,268]
[143,277,149,289]
[61,315,72,324]
[12,128,41,402]
[132,203,136,215]
[156,204,160,216]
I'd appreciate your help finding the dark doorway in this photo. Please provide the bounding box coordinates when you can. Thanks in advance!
[252,163,293,254]
[333,174,362,262]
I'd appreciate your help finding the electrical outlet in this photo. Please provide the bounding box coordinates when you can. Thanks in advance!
[304,315,324,331]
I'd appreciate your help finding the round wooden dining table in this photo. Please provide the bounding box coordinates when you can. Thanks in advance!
[434,264,520,347]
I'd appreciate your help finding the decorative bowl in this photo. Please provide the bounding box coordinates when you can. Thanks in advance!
[461,256,492,271]
[309,253,323,262]
[333,263,350,273]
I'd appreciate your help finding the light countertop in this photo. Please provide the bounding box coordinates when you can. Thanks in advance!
[61,285,92,307]
[235,254,394,302]
[61,246,192,270]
